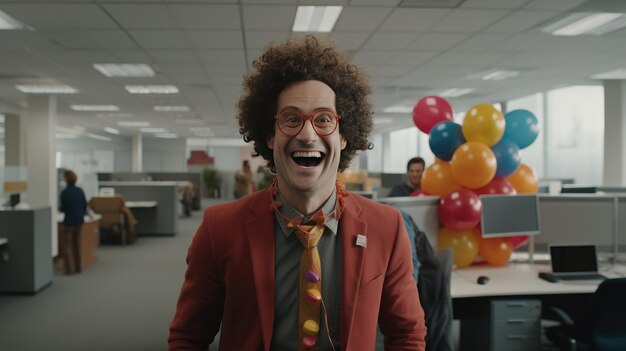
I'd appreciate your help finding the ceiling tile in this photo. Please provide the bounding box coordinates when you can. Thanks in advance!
[149,50,199,64]
[130,30,189,49]
[460,0,528,9]
[245,31,290,49]
[242,5,296,30]
[109,50,152,63]
[43,30,137,49]
[333,7,394,32]
[407,33,468,51]
[0,4,118,30]
[522,0,586,11]
[363,32,419,50]
[379,8,451,32]
[0,32,59,50]
[327,32,371,51]
[196,50,246,65]
[453,33,510,51]
[103,4,177,30]
[349,0,400,5]
[170,4,241,30]
[354,50,396,65]
[430,9,511,32]
[485,10,559,34]
[388,51,439,65]
[187,31,244,49]
[204,64,247,77]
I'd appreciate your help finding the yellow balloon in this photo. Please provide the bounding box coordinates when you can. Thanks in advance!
[450,142,497,189]
[462,104,505,147]
[437,227,478,268]
[507,163,538,194]
[421,161,460,196]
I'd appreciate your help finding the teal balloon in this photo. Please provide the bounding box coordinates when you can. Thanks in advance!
[503,109,539,149]
[491,139,521,178]
[429,121,465,161]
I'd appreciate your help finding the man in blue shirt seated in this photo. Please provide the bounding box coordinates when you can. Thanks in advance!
[59,170,87,275]
[389,157,426,197]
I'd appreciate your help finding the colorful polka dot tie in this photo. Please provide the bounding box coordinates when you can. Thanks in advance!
[294,223,324,350]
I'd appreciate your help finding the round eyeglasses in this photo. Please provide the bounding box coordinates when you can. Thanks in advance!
[274,107,341,137]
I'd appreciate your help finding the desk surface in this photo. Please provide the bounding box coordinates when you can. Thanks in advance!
[56,213,102,223]
[451,263,626,299]
[125,201,158,208]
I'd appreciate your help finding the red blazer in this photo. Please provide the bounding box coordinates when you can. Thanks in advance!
[169,190,426,350]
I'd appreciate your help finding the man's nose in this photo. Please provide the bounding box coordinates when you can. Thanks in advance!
[296,119,318,143]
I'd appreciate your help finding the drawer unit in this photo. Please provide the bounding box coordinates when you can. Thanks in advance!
[491,299,541,351]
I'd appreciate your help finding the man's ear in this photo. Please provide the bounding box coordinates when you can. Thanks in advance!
[340,135,347,150]
[267,136,274,150]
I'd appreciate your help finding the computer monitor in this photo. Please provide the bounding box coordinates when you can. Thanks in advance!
[480,194,540,238]
[560,185,596,194]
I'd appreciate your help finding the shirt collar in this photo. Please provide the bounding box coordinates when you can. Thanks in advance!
[274,189,339,238]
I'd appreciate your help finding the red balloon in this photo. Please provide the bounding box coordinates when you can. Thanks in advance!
[438,188,482,231]
[508,235,529,249]
[410,189,426,197]
[474,177,517,196]
[413,96,453,134]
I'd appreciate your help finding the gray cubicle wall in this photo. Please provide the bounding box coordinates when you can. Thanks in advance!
[0,207,53,293]
[98,172,203,210]
[377,196,440,246]
[535,195,617,252]
[99,181,178,236]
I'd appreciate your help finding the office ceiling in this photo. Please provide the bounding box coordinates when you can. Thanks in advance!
[0,0,625,140]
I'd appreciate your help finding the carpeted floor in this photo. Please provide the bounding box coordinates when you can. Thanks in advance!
[0,199,228,351]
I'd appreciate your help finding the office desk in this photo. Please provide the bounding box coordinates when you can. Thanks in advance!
[56,214,102,270]
[451,263,626,351]
[125,201,157,208]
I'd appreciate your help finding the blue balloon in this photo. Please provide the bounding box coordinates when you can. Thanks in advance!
[429,121,465,161]
[491,139,521,178]
[503,109,539,149]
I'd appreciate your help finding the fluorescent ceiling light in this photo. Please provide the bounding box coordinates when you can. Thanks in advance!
[140,127,167,133]
[154,105,190,112]
[104,127,120,135]
[87,133,112,141]
[93,63,155,77]
[125,85,179,94]
[155,133,178,139]
[293,6,342,32]
[71,105,119,112]
[56,133,79,139]
[543,13,626,36]
[117,121,150,127]
[383,105,412,113]
[15,84,77,94]
[467,69,520,81]
[0,10,27,30]
[438,88,475,98]
[591,68,626,79]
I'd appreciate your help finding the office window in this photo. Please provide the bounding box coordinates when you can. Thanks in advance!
[417,129,435,167]
[546,85,604,184]
[387,127,418,172]
[507,93,545,178]
[367,133,383,172]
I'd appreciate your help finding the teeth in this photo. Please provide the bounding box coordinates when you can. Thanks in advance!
[292,151,322,158]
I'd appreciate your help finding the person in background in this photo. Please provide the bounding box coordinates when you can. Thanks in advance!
[389,157,426,197]
[169,35,426,350]
[59,170,87,275]
[234,160,255,198]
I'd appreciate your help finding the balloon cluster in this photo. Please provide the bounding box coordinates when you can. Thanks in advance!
[412,96,539,267]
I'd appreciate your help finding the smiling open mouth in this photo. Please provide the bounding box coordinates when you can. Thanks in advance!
[292,151,324,167]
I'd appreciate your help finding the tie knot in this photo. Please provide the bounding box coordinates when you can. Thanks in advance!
[294,224,324,249]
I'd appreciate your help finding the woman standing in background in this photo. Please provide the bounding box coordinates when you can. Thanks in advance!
[234,160,255,199]
[59,170,87,274]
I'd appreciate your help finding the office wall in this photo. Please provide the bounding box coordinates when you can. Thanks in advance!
[142,137,186,172]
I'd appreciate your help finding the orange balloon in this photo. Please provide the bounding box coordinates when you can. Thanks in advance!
[462,104,505,147]
[437,227,478,268]
[506,163,538,194]
[477,237,513,266]
[450,142,497,189]
[421,162,460,196]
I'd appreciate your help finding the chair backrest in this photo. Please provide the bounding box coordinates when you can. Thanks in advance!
[587,278,626,350]
[89,196,125,227]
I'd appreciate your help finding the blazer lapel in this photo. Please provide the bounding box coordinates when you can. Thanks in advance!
[246,191,276,351]
[339,195,367,349]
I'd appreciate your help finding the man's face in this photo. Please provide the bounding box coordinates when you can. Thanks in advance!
[408,163,425,188]
[267,80,346,197]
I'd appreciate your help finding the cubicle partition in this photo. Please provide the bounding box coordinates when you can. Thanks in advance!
[98,172,203,210]
[377,196,440,246]
[98,181,178,236]
[0,207,53,293]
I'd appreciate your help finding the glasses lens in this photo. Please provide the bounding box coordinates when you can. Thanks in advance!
[313,110,338,135]
[278,109,303,135]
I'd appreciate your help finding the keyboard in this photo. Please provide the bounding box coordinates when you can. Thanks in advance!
[557,273,607,281]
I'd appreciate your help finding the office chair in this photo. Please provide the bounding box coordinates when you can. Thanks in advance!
[545,278,626,351]
[89,196,137,244]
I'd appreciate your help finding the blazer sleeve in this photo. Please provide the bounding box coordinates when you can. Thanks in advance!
[378,210,427,351]
[169,210,224,350]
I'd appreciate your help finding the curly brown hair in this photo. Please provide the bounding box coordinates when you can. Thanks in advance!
[237,35,373,172]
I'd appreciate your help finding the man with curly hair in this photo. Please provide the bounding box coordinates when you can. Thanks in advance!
[169,35,426,351]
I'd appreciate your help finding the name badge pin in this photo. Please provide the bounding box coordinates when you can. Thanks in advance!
[356,234,367,248]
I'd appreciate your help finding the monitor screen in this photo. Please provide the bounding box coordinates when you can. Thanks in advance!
[550,245,598,273]
[480,194,540,238]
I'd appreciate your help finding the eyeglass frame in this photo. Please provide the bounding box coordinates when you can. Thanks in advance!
[274,107,342,137]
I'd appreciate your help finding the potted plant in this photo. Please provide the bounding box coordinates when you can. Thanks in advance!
[202,168,221,198]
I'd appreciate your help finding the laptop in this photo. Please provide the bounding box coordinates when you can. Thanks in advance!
[549,244,607,281]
